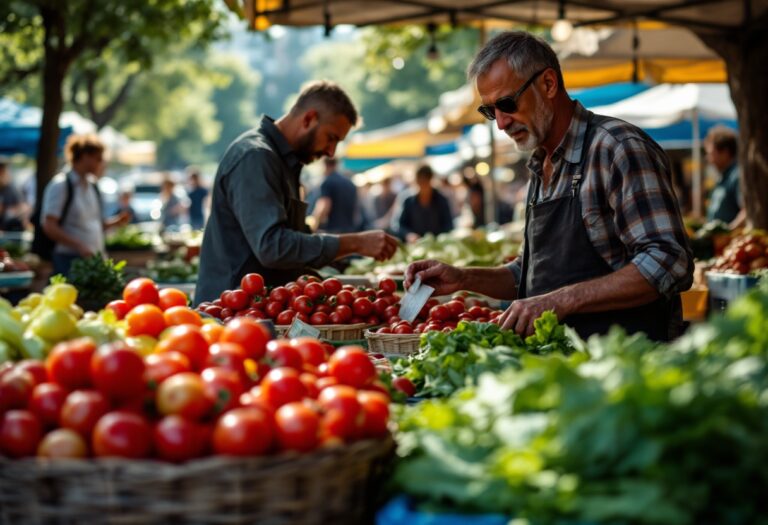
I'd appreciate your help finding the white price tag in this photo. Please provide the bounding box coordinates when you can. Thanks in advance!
[286,317,321,339]
[398,276,435,323]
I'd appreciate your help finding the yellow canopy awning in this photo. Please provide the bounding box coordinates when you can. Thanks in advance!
[343,119,458,159]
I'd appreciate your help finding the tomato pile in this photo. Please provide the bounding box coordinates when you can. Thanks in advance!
[710,232,768,275]
[376,294,502,335]
[196,274,402,326]
[0,279,391,461]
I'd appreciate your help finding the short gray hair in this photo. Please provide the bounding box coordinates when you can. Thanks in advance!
[291,80,359,127]
[467,31,564,90]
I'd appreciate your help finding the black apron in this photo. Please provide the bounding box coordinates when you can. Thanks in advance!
[234,170,320,289]
[517,119,678,342]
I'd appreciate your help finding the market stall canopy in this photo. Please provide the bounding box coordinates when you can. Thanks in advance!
[342,117,459,171]
[556,23,726,88]
[234,1,757,32]
[589,82,736,147]
[0,98,73,156]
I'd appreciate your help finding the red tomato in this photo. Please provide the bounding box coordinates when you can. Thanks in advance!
[328,312,343,324]
[274,402,320,452]
[377,327,392,334]
[335,290,354,306]
[365,380,391,400]
[91,342,146,402]
[352,298,373,317]
[200,323,224,345]
[158,288,188,311]
[15,360,47,386]
[201,367,245,414]
[220,318,270,360]
[92,411,152,458]
[276,309,297,325]
[468,306,485,319]
[154,415,209,462]
[322,278,342,296]
[292,295,314,315]
[444,300,465,319]
[458,313,474,322]
[60,390,110,438]
[240,273,265,296]
[213,407,273,456]
[429,305,450,322]
[394,324,414,334]
[156,373,212,420]
[206,342,247,379]
[260,368,307,409]
[290,338,327,366]
[204,305,223,319]
[224,289,249,311]
[372,298,389,317]
[28,382,67,427]
[314,303,332,315]
[37,428,88,458]
[328,346,376,389]
[156,325,209,371]
[332,304,352,323]
[297,275,321,286]
[46,338,96,390]
[126,304,166,338]
[357,391,390,437]
[378,278,396,294]
[286,282,303,297]
[349,316,365,325]
[295,312,310,324]
[316,376,339,392]
[383,305,399,320]
[144,352,192,390]
[317,385,362,440]
[392,376,416,397]
[268,286,291,305]
[0,368,35,412]
[299,373,319,399]
[310,311,329,325]
[266,340,304,370]
[106,300,131,320]
[123,277,159,308]
[262,301,281,319]
[303,282,324,301]
[0,410,42,457]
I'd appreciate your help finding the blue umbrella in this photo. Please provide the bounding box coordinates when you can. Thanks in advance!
[0,98,72,156]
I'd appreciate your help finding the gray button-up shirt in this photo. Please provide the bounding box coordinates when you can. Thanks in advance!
[195,116,340,304]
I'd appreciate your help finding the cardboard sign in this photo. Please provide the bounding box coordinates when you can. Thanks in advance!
[398,276,435,323]
[286,317,321,339]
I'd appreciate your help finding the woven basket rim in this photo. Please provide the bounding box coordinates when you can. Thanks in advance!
[276,322,372,330]
[0,436,394,475]
[364,329,421,342]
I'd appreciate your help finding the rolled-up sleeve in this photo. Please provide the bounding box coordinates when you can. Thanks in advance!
[226,150,339,269]
[606,139,693,297]
[505,256,522,287]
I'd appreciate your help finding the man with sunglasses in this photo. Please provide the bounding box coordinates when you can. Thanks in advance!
[406,31,693,341]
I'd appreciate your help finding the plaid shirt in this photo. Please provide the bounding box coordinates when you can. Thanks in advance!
[508,101,694,298]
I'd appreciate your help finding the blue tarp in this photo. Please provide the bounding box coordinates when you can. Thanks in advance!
[571,81,651,108]
[0,98,72,156]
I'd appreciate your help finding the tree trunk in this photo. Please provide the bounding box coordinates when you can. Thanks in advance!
[698,15,768,229]
[35,54,67,209]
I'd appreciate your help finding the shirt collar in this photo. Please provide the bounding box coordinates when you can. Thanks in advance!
[258,115,302,171]
[526,100,592,174]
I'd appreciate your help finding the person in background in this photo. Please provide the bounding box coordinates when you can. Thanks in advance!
[466,181,514,227]
[371,175,398,230]
[310,157,363,233]
[115,187,138,225]
[196,80,398,303]
[159,175,189,232]
[41,134,130,277]
[0,162,28,231]
[704,126,745,229]
[186,167,209,230]
[392,164,454,243]
[407,31,693,341]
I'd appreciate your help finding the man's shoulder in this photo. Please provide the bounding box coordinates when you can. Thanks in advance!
[218,131,282,176]
[587,112,666,160]
[43,172,70,192]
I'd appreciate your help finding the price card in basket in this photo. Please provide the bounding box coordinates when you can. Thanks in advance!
[398,276,435,323]
[286,317,321,339]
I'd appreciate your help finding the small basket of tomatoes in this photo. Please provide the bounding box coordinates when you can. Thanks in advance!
[365,329,421,356]
[0,277,397,525]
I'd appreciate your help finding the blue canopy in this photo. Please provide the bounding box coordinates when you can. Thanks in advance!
[571,82,651,108]
[0,98,72,156]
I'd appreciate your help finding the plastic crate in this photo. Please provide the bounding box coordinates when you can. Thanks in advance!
[705,271,759,312]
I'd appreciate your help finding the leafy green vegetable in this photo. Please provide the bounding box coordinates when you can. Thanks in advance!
[106,225,153,251]
[393,288,768,524]
[146,255,198,283]
[392,313,577,398]
[68,254,126,311]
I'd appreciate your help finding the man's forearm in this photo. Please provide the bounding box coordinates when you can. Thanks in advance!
[461,266,519,300]
[553,263,660,316]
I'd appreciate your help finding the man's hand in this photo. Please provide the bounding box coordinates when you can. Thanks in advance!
[354,230,399,261]
[405,259,464,296]
[497,291,572,337]
[405,232,420,244]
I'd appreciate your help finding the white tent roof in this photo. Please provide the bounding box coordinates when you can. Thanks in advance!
[589,83,736,128]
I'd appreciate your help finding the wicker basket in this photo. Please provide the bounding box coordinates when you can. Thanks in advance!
[276,322,370,341]
[0,436,395,525]
[365,329,422,355]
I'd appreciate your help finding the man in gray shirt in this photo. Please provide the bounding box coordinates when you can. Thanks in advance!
[196,81,398,303]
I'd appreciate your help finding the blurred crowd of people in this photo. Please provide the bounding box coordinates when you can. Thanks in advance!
[306,156,522,241]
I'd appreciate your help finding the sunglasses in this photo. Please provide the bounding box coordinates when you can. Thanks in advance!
[477,69,547,121]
